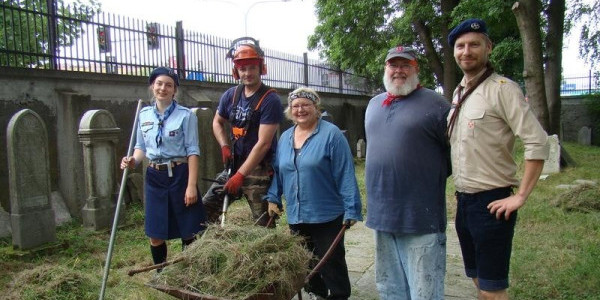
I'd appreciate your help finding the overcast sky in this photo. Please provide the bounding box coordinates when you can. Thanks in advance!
[89,0,592,76]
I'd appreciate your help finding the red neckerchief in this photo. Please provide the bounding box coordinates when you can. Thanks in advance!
[382,84,422,107]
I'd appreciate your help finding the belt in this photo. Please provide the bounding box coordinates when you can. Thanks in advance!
[455,186,513,198]
[148,161,184,171]
[148,159,187,177]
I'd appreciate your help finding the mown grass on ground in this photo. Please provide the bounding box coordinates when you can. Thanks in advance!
[0,142,598,299]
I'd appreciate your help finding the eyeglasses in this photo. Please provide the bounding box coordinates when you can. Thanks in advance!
[386,63,414,71]
[290,103,314,110]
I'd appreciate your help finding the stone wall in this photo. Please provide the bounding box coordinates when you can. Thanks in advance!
[0,67,370,216]
[561,97,598,145]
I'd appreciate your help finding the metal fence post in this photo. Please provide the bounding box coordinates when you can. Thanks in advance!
[45,0,58,70]
[176,21,185,79]
[303,52,309,87]
[338,68,343,93]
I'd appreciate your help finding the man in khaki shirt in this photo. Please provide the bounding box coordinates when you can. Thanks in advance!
[447,19,549,300]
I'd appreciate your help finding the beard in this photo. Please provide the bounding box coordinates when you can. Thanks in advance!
[383,72,420,96]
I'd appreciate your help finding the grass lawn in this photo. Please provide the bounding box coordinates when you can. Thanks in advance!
[0,142,598,299]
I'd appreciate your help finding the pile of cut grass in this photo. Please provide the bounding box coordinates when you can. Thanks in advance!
[551,183,600,213]
[5,264,97,300]
[153,224,312,300]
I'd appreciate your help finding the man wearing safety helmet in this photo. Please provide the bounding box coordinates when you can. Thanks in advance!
[202,38,283,226]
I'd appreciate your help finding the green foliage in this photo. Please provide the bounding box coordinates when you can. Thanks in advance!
[309,0,524,93]
[309,0,394,91]
[0,0,100,68]
[575,0,600,70]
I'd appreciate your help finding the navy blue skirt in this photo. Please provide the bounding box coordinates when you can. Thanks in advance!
[144,163,206,240]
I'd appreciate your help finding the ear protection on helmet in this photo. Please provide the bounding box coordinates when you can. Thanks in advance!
[227,37,267,80]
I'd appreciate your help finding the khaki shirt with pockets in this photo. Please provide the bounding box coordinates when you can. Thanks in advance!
[448,71,549,193]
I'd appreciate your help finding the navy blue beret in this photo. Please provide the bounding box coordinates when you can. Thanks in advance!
[149,67,179,86]
[448,18,488,47]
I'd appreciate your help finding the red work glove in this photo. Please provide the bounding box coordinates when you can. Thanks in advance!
[221,145,232,164]
[224,172,245,195]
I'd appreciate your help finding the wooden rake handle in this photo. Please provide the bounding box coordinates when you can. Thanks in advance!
[304,224,349,284]
[127,257,184,276]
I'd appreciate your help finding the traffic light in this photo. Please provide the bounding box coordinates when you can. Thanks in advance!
[97,26,111,53]
[147,23,160,50]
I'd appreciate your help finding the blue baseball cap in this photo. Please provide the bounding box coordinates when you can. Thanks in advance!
[448,18,489,47]
[148,67,179,86]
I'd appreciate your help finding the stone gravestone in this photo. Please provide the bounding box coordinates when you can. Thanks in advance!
[578,126,591,146]
[192,107,220,194]
[78,109,121,231]
[0,208,10,238]
[356,139,366,158]
[542,134,560,175]
[7,109,57,250]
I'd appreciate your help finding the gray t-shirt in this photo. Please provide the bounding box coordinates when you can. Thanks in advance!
[365,87,451,234]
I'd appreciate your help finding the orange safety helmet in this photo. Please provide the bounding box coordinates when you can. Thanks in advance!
[227,37,267,80]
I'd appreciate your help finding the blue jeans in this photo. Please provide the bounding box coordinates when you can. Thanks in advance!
[375,231,446,300]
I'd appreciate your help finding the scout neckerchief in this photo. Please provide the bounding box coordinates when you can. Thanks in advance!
[381,84,422,107]
[446,67,494,139]
[154,100,177,147]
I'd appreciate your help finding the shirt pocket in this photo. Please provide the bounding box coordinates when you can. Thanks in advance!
[463,109,485,138]
[163,115,185,146]
[140,123,155,143]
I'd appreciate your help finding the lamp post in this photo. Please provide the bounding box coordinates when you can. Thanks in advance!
[244,0,291,37]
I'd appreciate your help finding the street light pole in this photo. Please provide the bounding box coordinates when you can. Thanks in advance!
[244,0,290,37]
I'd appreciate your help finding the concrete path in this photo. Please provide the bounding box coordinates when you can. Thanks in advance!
[294,222,477,299]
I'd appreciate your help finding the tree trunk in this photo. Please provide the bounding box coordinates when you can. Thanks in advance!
[440,0,460,100]
[544,0,565,137]
[512,0,550,130]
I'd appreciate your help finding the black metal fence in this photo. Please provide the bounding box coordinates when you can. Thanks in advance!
[0,0,371,95]
[561,71,600,96]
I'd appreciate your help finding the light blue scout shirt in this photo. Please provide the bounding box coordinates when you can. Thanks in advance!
[135,100,200,161]
[264,119,363,225]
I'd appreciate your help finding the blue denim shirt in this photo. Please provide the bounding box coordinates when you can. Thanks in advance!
[135,101,200,161]
[264,119,362,224]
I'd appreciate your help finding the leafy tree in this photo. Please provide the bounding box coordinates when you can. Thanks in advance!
[308,0,524,98]
[309,0,599,146]
[0,0,100,68]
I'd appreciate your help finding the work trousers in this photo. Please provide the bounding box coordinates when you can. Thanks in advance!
[289,215,351,300]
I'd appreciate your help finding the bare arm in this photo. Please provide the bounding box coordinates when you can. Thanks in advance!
[212,112,230,148]
[236,123,278,175]
[184,154,199,206]
[487,159,544,220]
[121,148,146,169]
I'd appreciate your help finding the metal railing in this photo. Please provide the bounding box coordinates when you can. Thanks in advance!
[0,0,371,95]
[561,71,600,96]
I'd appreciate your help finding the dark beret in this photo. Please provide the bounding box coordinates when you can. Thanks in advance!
[385,46,418,62]
[448,18,488,47]
[148,67,179,86]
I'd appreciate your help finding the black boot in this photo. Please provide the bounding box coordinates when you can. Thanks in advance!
[181,237,196,251]
[150,243,167,273]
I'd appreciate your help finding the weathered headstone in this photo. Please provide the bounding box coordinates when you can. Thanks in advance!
[51,191,72,226]
[192,107,220,194]
[0,208,10,238]
[578,126,592,146]
[356,139,366,158]
[78,109,121,230]
[7,109,57,250]
[542,134,560,175]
